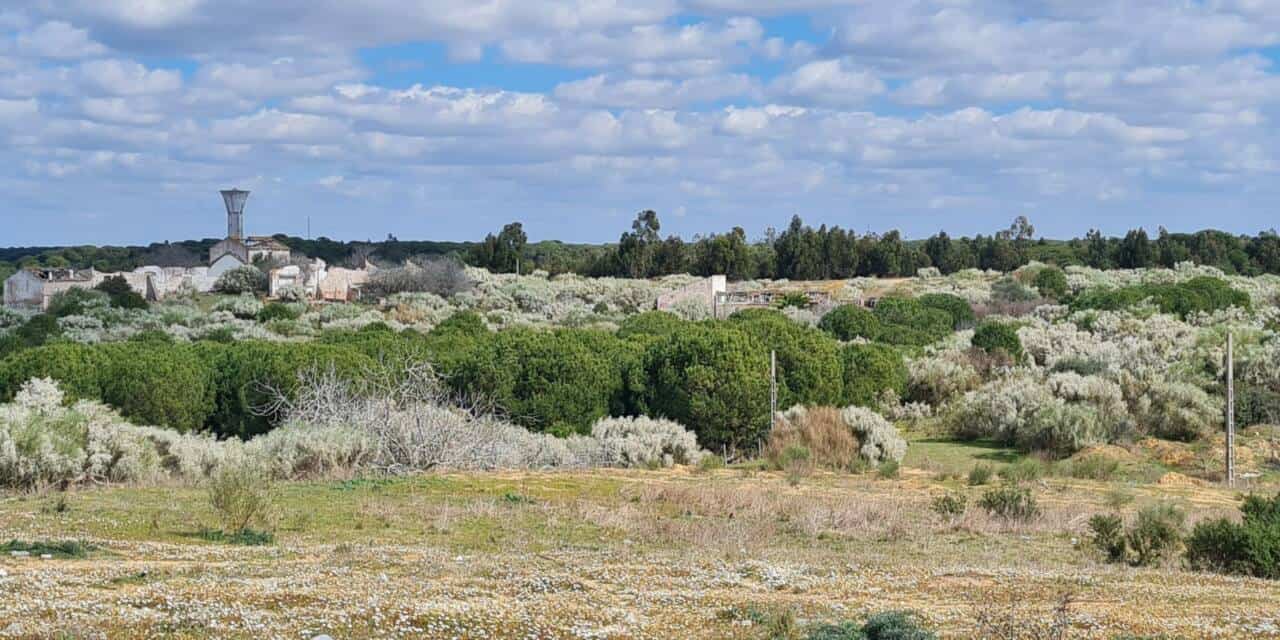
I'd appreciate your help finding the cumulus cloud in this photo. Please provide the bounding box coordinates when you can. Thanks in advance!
[0,0,1279,245]
[15,21,106,59]
[770,59,885,106]
[554,73,758,108]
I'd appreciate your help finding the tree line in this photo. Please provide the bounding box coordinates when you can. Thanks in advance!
[7,213,1280,281]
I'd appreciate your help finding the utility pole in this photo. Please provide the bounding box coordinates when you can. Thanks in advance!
[1226,332,1235,488]
[769,350,778,428]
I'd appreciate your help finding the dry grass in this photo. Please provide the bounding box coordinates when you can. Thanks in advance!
[764,407,861,472]
[0,466,1277,638]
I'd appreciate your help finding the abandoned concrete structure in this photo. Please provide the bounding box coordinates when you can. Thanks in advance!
[655,275,854,318]
[3,266,219,311]
[4,189,376,309]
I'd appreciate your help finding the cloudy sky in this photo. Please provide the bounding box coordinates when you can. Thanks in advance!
[2,1,1279,246]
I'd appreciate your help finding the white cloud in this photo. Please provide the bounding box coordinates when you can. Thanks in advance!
[554,73,757,108]
[77,59,182,95]
[15,21,107,59]
[2,0,1280,245]
[196,56,362,99]
[894,71,1054,106]
[770,59,884,106]
[500,17,764,72]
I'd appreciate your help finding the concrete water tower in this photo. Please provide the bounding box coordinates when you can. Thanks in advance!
[221,189,249,240]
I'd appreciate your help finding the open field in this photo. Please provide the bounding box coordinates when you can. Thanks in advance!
[2,453,1277,639]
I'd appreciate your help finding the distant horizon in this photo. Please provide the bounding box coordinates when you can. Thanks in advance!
[3,215,1279,253]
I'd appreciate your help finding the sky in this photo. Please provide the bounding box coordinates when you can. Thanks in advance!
[1,1,1279,246]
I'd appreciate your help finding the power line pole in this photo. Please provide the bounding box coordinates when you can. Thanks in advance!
[769,349,778,426]
[1226,332,1235,488]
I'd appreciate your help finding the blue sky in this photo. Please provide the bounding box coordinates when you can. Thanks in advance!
[1,1,1279,246]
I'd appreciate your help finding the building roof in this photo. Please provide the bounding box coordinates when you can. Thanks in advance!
[23,267,95,282]
[246,236,291,251]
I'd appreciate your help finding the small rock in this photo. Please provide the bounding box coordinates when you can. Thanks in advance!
[40,554,52,560]
[0,568,8,577]
[9,551,28,558]
[312,635,334,640]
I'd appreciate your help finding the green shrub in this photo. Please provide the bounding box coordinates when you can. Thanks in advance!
[1032,266,1068,300]
[1060,454,1120,481]
[877,459,900,479]
[196,527,274,546]
[872,298,953,346]
[452,328,627,435]
[805,610,936,640]
[840,343,907,408]
[641,324,769,450]
[931,491,969,521]
[201,341,378,438]
[0,342,109,402]
[804,621,863,640]
[967,463,995,486]
[214,266,267,295]
[818,305,881,341]
[433,310,489,337]
[861,611,937,640]
[1126,503,1185,567]
[979,485,1040,521]
[972,321,1023,360]
[15,314,62,348]
[96,343,216,433]
[918,293,976,330]
[1089,504,1186,567]
[776,292,810,309]
[696,454,725,473]
[46,287,108,318]
[208,459,276,533]
[617,310,687,339]
[730,309,844,407]
[778,443,814,485]
[257,302,302,322]
[1072,277,1249,319]
[992,276,1039,303]
[1185,492,1280,579]
[1089,513,1127,563]
[94,275,148,310]
[998,459,1044,483]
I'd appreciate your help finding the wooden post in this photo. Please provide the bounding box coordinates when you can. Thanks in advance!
[1226,332,1235,488]
[769,349,778,430]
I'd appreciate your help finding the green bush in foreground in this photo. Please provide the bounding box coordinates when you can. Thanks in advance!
[1091,504,1186,567]
[642,323,770,450]
[730,309,844,408]
[1185,493,1280,579]
[805,610,936,640]
[841,343,906,407]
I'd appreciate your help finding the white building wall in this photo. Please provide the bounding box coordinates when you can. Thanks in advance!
[209,254,247,281]
[3,271,45,308]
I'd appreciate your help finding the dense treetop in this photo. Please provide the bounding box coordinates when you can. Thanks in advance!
[6,214,1280,281]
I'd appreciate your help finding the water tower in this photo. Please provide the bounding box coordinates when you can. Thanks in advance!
[220,189,249,240]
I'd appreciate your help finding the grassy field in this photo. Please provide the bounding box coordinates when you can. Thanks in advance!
[0,443,1277,639]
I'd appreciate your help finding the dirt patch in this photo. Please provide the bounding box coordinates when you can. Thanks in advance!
[1137,438,1195,467]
